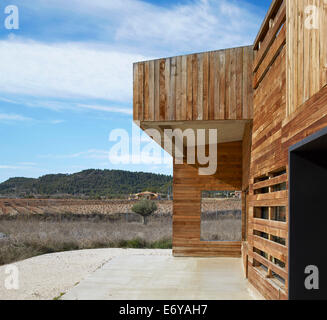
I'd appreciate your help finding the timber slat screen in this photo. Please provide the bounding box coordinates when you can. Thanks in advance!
[133,47,253,122]
[250,0,288,300]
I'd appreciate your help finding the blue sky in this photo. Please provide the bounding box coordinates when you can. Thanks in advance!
[0,0,272,182]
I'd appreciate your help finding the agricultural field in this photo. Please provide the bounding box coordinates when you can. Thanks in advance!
[0,199,172,216]
[0,198,241,266]
[0,198,241,216]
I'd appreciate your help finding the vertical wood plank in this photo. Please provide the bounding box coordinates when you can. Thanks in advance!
[219,50,226,120]
[148,60,155,120]
[309,0,315,97]
[303,0,311,103]
[133,63,139,121]
[159,59,166,121]
[144,61,149,121]
[225,49,231,119]
[230,48,237,120]
[187,55,193,121]
[313,0,327,94]
[297,0,304,107]
[138,62,144,120]
[214,51,221,120]
[192,54,198,120]
[176,56,182,121]
[287,0,294,115]
[154,59,160,121]
[197,53,204,120]
[236,47,243,120]
[203,52,209,121]
[169,57,177,120]
[320,0,327,88]
[247,47,254,118]
[181,55,187,120]
[286,0,290,115]
[209,51,215,120]
[165,58,171,120]
[292,0,298,113]
[242,48,249,119]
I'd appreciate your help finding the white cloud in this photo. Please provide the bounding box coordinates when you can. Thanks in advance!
[76,104,132,115]
[50,120,65,124]
[17,162,37,166]
[113,0,261,52]
[0,40,150,103]
[21,0,261,54]
[38,149,110,160]
[0,163,36,170]
[0,165,20,169]
[0,96,133,116]
[0,0,263,107]
[0,113,32,122]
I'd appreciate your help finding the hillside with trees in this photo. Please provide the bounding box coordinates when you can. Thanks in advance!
[0,169,172,199]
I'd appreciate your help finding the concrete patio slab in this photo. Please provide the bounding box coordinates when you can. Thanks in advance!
[62,255,264,300]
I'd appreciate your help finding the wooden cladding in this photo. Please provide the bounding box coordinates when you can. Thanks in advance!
[248,169,288,299]
[287,0,327,115]
[254,0,284,51]
[133,46,253,122]
[253,0,286,88]
[250,0,288,300]
[173,141,243,257]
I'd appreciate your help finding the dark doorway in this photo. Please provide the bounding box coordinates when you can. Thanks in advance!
[289,127,327,300]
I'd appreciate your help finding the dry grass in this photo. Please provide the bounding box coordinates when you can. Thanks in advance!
[0,198,242,265]
[201,214,242,241]
[201,198,242,241]
[0,213,172,266]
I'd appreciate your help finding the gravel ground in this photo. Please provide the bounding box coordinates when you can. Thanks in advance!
[0,249,171,300]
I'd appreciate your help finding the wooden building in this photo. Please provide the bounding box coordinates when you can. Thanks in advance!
[131,191,160,200]
[133,0,327,300]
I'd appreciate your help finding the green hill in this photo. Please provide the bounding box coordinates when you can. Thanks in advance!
[0,169,172,198]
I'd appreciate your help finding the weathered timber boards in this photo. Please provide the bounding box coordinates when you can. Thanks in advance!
[254,0,285,51]
[133,46,253,122]
[173,141,243,257]
[249,221,288,239]
[253,24,286,89]
[248,235,287,263]
[253,0,286,73]
[250,0,289,299]
[251,46,287,177]
[242,122,253,191]
[250,251,288,279]
[282,84,327,157]
[287,0,327,115]
[253,173,287,190]
[248,264,288,300]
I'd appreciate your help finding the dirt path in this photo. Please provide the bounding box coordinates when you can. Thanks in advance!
[0,249,171,300]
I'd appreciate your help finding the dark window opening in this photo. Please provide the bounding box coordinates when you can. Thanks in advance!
[254,207,269,219]
[271,206,286,222]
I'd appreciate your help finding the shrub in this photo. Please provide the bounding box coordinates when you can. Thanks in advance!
[131,200,158,225]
